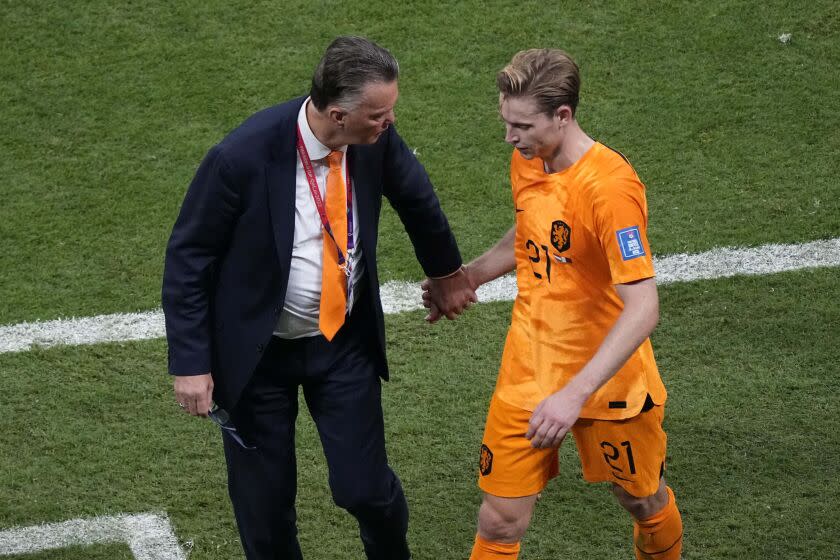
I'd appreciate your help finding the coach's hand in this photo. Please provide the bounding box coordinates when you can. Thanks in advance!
[174,373,214,417]
[526,388,586,448]
[421,266,478,323]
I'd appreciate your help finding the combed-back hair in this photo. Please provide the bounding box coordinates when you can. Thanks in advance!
[310,36,399,110]
[496,49,581,115]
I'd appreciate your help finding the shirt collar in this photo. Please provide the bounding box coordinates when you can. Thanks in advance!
[297,97,347,161]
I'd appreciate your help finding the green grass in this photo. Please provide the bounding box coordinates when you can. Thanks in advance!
[1,1,839,558]
[1,0,838,324]
[1,269,838,558]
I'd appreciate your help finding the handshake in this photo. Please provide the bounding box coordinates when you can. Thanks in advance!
[421,265,478,323]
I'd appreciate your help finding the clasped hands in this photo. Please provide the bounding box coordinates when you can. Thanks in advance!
[420,266,478,323]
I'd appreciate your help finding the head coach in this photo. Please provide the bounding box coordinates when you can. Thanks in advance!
[162,36,476,559]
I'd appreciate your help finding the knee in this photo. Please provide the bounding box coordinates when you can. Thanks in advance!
[331,472,400,513]
[332,483,377,511]
[477,497,533,543]
[611,481,668,520]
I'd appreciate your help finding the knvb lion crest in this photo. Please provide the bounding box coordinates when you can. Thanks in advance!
[479,444,493,476]
[551,220,571,253]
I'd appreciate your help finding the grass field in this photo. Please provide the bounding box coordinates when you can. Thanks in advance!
[1,1,838,559]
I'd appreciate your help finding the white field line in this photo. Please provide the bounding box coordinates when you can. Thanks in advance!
[1,236,838,355]
[0,513,186,559]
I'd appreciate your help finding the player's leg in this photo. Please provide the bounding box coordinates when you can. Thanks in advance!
[610,475,667,520]
[573,403,682,559]
[471,493,537,559]
[611,477,682,560]
[470,394,558,559]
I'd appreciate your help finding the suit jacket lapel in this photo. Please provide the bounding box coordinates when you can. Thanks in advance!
[265,146,297,281]
[264,97,308,282]
[265,161,296,280]
[347,145,373,255]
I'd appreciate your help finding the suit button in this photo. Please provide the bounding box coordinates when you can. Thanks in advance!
[257,343,265,353]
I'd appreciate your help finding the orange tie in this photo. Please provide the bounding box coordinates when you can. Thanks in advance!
[319,150,348,340]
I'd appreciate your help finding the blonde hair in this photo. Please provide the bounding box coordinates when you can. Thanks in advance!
[496,49,580,115]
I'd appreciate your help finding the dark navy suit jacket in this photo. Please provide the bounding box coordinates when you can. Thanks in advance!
[162,97,462,409]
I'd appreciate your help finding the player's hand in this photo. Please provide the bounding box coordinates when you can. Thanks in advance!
[421,266,478,323]
[526,388,586,448]
[174,373,214,417]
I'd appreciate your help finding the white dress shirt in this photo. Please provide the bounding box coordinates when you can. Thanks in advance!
[274,98,364,339]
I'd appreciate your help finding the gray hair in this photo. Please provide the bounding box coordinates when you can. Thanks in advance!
[310,36,400,111]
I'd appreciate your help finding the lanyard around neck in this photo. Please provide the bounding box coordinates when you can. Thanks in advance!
[295,125,355,273]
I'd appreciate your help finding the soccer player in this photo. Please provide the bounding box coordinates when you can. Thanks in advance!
[424,49,683,559]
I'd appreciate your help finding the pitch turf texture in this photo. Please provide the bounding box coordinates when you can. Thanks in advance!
[1,1,838,559]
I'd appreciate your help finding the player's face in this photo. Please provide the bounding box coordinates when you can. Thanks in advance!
[339,80,398,144]
[499,95,564,160]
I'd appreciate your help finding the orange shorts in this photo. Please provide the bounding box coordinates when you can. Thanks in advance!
[478,393,667,498]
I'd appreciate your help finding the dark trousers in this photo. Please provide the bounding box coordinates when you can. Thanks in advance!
[222,309,410,560]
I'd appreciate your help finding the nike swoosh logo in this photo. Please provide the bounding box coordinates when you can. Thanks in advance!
[515,208,524,213]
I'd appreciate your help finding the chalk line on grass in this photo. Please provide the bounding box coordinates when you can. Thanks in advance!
[0,513,186,559]
[1,237,838,354]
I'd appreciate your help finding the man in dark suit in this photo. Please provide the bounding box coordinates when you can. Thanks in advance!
[162,36,476,559]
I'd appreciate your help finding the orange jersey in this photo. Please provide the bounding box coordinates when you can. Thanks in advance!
[494,143,666,419]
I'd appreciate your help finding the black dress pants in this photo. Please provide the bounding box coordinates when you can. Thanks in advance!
[222,311,410,560]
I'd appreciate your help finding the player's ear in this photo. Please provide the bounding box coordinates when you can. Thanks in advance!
[555,105,573,126]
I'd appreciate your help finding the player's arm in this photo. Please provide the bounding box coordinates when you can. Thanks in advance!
[421,226,515,321]
[464,225,516,287]
[526,277,659,448]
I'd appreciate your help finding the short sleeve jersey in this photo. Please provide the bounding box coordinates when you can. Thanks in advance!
[493,143,667,420]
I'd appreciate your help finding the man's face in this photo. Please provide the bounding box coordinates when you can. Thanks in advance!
[499,95,563,160]
[339,80,399,144]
